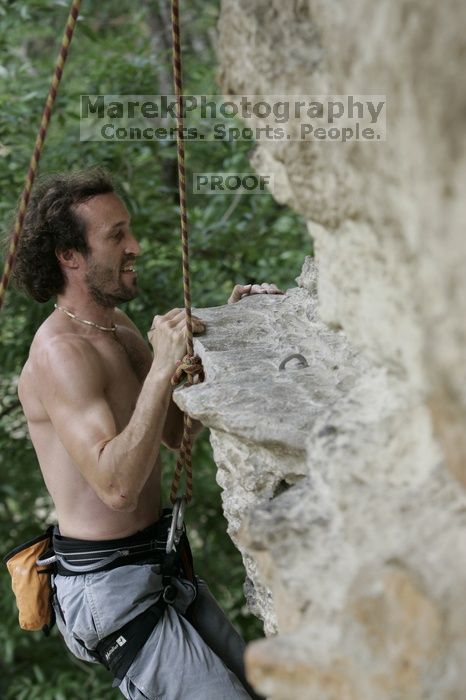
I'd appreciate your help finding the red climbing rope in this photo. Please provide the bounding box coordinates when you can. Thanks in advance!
[0,0,82,311]
[169,0,205,505]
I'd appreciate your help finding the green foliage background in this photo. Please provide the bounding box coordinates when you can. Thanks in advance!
[0,1,311,697]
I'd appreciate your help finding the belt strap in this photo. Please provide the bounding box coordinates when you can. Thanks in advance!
[53,513,173,576]
[95,599,166,685]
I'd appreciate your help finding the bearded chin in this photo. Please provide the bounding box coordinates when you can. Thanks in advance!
[87,284,137,308]
[85,267,138,308]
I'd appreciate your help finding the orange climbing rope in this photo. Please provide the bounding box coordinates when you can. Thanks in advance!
[0,0,82,311]
[168,0,205,506]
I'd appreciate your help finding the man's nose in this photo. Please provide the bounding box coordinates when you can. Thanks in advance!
[124,231,141,256]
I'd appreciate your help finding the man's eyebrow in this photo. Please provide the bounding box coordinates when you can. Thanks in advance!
[105,220,130,234]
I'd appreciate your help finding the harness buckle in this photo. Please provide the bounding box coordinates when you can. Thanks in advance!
[166,497,186,554]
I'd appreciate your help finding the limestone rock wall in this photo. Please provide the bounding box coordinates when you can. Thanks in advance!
[174,2,466,699]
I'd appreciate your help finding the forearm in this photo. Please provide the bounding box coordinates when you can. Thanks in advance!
[98,362,173,510]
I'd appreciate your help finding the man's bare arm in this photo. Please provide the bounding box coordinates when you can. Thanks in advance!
[38,336,175,512]
[114,308,204,451]
[115,309,204,450]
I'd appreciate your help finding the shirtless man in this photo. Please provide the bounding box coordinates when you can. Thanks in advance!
[12,169,281,700]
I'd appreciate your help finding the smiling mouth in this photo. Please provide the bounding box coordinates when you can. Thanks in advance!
[121,265,137,273]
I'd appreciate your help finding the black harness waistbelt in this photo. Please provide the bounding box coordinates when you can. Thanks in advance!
[53,511,173,576]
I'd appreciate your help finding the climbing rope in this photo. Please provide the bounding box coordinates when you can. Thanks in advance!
[169,0,205,506]
[0,0,82,311]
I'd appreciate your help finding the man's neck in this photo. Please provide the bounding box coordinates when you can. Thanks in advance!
[55,293,116,329]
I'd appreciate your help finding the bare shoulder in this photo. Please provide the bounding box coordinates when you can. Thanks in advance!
[27,323,104,394]
[41,334,104,388]
[18,319,104,417]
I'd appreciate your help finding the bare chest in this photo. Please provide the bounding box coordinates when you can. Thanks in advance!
[98,328,152,428]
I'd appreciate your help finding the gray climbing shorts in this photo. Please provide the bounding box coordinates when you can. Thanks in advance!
[53,564,255,700]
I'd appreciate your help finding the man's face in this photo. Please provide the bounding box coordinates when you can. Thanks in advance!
[75,193,141,308]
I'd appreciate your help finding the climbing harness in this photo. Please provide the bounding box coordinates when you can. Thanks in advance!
[48,511,198,684]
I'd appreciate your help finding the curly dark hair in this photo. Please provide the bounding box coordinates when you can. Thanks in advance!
[10,168,115,302]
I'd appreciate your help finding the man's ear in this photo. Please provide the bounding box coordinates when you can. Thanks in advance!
[56,248,81,269]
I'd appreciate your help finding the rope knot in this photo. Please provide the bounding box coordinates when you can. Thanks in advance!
[170,354,205,387]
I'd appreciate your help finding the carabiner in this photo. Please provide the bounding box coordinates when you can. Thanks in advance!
[166,496,186,554]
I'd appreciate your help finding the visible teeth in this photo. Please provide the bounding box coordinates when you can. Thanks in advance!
[122,266,135,272]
